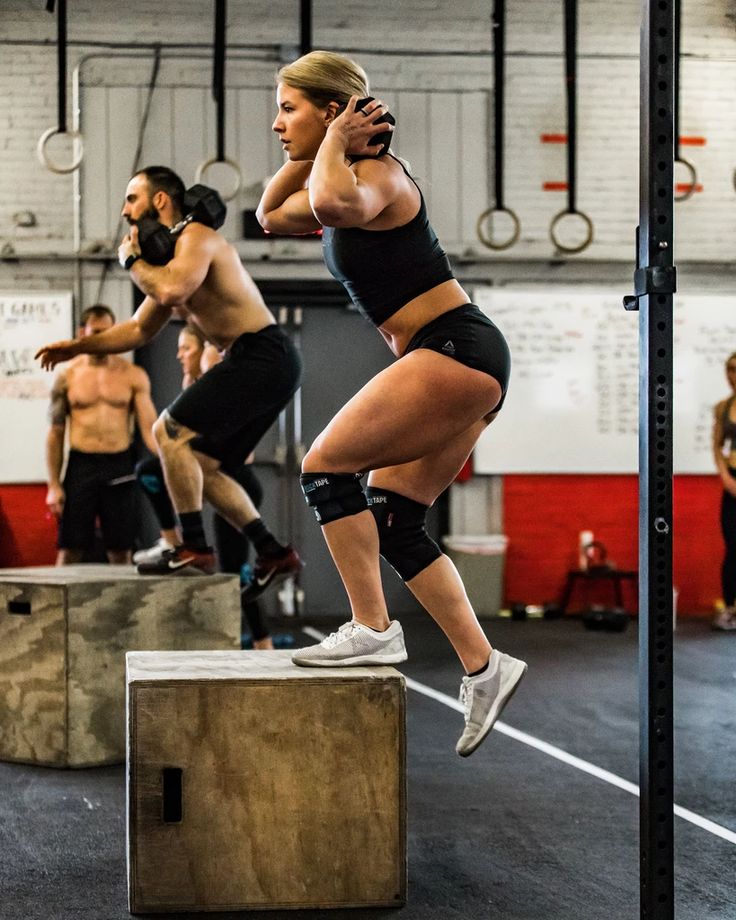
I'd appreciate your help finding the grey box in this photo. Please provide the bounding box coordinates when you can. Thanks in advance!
[0,565,240,767]
[443,535,507,619]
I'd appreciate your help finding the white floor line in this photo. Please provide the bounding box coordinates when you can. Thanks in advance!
[300,626,736,847]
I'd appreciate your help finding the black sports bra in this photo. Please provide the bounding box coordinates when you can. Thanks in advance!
[321,156,454,326]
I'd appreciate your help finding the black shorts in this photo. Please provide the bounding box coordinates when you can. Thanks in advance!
[168,325,302,473]
[404,303,511,411]
[58,449,137,551]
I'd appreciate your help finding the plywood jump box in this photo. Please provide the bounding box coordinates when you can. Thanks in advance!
[0,565,240,767]
[126,650,407,913]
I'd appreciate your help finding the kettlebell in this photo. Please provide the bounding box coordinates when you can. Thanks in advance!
[336,96,396,159]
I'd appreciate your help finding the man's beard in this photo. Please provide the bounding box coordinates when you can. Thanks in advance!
[130,204,159,226]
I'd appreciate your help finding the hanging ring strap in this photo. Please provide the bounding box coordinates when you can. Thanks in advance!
[300,0,313,54]
[196,0,241,201]
[213,0,226,164]
[673,0,697,202]
[549,0,593,254]
[477,0,520,251]
[199,0,241,200]
[37,0,84,174]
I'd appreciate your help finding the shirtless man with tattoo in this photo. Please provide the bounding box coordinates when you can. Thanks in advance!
[45,304,158,565]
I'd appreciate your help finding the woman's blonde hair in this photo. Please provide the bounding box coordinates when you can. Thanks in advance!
[276,50,369,109]
[180,323,207,348]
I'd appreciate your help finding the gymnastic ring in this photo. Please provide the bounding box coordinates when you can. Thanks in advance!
[194,156,242,202]
[36,127,84,175]
[674,157,697,202]
[476,206,521,251]
[549,209,594,255]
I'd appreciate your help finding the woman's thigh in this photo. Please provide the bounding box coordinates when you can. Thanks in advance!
[304,349,501,473]
[368,416,494,506]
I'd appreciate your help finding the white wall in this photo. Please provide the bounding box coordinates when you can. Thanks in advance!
[1,0,735,310]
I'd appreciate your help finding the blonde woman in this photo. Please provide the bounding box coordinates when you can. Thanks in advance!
[258,51,526,756]
[712,352,736,630]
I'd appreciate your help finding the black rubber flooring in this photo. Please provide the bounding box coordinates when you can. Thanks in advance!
[1,615,734,920]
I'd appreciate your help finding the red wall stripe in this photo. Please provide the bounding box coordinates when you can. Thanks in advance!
[541,134,568,143]
[0,475,724,618]
[543,181,569,191]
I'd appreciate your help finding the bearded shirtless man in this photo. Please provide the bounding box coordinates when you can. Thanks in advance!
[38,166,302,588]
[45,304,158,565]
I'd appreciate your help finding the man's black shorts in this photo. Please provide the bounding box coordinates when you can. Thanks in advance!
[58,449,137,551]
[168,324,302,473]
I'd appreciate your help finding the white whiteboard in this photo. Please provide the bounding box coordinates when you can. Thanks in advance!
[473,287,736,474]
[0,292,73,483]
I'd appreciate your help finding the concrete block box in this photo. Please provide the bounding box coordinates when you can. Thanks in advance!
[126,649,407,913]
[0,565,239,767]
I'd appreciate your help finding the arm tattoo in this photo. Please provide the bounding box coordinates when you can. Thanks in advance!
[48,377,69,427]
[163,411,183,440]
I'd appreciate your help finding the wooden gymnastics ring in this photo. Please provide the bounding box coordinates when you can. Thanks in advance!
[549,208,594,255]
[194,156,242,202]
[674,156,697,202]
[36,126,84,175]
[476,206,521,252]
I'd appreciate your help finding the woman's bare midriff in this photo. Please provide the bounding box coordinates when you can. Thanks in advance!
[378,279,472,357]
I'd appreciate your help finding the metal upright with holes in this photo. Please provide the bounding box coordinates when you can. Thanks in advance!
[624,2,676,918]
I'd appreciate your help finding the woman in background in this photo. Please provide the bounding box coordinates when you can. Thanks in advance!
[135,324,274,648]
[712,351,736,630]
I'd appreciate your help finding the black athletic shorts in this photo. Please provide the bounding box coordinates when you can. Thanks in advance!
[58,449,137,551]
[404,303,511,412]
[168,324,302,473]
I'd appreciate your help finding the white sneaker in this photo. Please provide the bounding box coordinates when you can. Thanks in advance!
[712,610,736,631]
[456,649,528,757]
[132,537,175,566]
[292,620,408,667]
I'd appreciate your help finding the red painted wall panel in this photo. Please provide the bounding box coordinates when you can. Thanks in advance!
[503,475,722,617]
[0,475,725,616]
[0,485,57,567]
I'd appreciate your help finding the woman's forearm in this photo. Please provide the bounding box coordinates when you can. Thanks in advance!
[257,160,313,224]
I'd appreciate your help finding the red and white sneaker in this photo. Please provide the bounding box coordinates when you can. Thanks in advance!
[136,545,217,576]
[241,545,303,601]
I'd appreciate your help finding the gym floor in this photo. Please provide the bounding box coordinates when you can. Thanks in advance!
[1,612,734,920]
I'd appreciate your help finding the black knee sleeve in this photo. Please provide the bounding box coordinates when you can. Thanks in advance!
[366,487,442,581]
[300,472,368,526]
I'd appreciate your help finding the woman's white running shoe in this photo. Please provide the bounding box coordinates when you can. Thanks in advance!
[292,620,408,667]
[456,649,528,757]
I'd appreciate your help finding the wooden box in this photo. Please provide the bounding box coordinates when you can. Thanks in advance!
[0,565,239,767]
[126,650,407,913]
